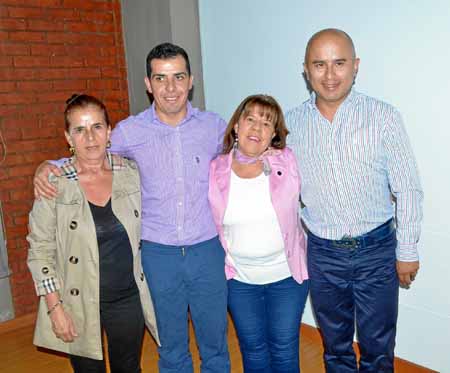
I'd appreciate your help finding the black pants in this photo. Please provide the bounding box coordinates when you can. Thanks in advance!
[70,291,145,373]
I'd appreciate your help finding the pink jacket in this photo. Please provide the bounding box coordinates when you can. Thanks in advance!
[208,147,308,284]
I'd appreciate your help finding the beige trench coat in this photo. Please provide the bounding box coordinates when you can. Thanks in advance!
[27,155,160,360]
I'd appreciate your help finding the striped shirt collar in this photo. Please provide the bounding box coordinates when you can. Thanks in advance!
[60,152,126,181]
[149,101,199,126]
[308,88,359,112]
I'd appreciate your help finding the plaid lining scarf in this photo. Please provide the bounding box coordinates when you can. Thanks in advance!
[60,151,126,180]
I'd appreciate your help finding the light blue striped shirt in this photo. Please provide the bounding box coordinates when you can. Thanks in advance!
[286,89,423,261]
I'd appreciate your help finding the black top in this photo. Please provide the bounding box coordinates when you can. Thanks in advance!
[89,199,139,303]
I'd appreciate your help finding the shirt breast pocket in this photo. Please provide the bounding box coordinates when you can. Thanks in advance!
[190,153,212,183]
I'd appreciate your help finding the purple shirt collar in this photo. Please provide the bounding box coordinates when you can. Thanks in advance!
[149,101,199,127]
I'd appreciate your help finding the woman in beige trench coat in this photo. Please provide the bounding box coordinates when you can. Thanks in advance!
[27,94,159,373]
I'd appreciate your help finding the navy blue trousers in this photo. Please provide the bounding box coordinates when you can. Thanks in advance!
[141,236,230,373]
[307,220,398,373]
[228,277,309,373]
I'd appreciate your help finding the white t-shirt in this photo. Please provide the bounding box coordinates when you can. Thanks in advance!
[223,170,291,284]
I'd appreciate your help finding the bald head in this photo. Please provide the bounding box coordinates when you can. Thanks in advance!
[302,28,360,115]
[305,28,356,63]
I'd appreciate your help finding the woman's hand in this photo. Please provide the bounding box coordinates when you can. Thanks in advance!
[49,306,78,342]
[33,161,61,200]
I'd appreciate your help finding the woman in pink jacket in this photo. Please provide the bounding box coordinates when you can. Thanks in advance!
[208,95,309,373]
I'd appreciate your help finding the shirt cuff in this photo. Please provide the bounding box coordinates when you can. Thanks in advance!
[396,243,419,262]
[49,158,68,167]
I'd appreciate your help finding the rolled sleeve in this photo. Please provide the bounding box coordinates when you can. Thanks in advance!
[36,277,61,296]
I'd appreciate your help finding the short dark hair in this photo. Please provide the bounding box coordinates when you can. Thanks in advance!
[146,42,191,77]
[64,94,110,131]
[222,94,289,154]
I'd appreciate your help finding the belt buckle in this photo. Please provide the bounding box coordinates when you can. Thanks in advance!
[336,235,358,249]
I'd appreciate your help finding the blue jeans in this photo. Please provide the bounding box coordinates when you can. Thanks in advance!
[228,277,309,373]
[141,236,230,373]
[307,219,398,373]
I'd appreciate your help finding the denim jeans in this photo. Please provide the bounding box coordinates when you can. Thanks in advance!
[307,219,399,373]
[228,276,309,373]
[141,236,230,373]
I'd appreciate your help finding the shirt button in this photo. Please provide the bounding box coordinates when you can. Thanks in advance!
[134,210,139,217]
[41,267,49,274]
[69,256,79,264]
[140,273,145,281]
[178,202,183,206]
[70,288,80,296]
[69,221,77,230]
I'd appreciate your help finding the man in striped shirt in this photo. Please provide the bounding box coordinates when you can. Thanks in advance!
[285,29,423,372]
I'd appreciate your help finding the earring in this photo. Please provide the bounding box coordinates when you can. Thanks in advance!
[106,140,111,149]
[69,146,75,156]
[233,134,238,149]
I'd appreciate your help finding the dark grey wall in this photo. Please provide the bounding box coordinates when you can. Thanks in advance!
[169,0,205,110]
[0,202,14,322]
[120,0,205,115]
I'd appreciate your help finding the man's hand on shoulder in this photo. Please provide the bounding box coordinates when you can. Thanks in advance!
[33,161,61,200]
[396,260,419,288]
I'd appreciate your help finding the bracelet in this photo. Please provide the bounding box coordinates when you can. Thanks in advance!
[47,299,63,316]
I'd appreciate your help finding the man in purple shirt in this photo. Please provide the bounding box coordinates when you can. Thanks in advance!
[34,43,230,373]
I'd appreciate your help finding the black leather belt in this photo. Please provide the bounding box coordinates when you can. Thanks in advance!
[308,219,395,249]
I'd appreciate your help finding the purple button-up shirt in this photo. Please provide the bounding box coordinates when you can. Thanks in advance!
[110,102,227,246]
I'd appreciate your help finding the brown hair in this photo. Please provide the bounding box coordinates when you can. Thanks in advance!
[222,94,289,154]
[64,94,110,132]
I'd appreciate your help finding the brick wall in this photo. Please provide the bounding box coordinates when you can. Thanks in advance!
[0,0,130,317]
